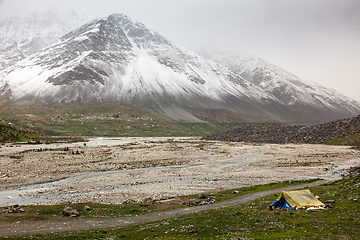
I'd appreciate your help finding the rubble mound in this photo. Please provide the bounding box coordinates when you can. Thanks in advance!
[342,166,360,178]
[61,206,80,217]
[0,205,25,214]
[204,115,360,144]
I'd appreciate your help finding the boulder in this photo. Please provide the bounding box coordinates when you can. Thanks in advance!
[197,193,206,199]
[83,206,91,211]
[62,206,79,217]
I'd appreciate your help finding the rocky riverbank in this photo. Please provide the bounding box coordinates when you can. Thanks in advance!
[1,137,359,207]
[204,115,360,144]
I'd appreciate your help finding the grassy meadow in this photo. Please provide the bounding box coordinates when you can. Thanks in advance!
[1,177,359,239]
[0,104,246,138]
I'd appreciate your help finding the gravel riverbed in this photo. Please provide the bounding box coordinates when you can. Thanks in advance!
[0,137,359,206]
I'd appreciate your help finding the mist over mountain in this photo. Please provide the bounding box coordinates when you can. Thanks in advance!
[0,10,87,71]
[195,48,360,123]
[0,12,359,124]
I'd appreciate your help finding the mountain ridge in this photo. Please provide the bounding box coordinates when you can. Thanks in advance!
[0,13,359,124]
[0,10,87,71]
[195,48,360,123]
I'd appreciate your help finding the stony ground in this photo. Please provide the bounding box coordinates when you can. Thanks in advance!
[1,137,359,207]
[204,115,360,144]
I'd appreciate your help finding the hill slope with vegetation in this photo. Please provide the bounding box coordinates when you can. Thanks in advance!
[0,103,243,138]
[0,120,34,143]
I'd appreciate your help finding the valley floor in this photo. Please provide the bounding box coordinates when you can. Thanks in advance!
[0,137,359,207]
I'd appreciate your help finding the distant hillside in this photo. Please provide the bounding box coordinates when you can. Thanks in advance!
[0,120,34,143]
[204,115,360,148]
[0,103,241,137]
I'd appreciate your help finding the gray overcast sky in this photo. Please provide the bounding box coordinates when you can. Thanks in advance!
[1,0,360,102]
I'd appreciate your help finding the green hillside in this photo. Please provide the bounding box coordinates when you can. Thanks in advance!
[0,104,243,138]
[326,131,360,150]
[0,120,34,143]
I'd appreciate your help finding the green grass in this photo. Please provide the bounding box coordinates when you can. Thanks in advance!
[0,104,250,138]
[326,131,360,150]
[122,177,360,240]
[6,176,357,240]
[0,179,320,223]
[0,203,154,223]
[0,121,34,143]
[1,178,332,240]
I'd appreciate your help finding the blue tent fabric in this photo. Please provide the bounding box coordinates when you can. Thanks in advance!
[272,198,296,210]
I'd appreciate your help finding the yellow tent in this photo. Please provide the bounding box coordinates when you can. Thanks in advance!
[272,189,325,209]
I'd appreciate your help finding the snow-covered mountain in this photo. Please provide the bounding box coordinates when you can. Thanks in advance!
[0,10,87,71]
[0,13,359,123]
[196,48,360,123]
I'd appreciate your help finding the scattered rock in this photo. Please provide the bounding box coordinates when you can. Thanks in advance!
[188,229,198,234]
[325,203,332,209]
[204,115,360,144]
[325,200,336,204]
[1,205,25,214]
[197,193,206,199]
[62,206,79,217]
[122,199,136,205]
[183,196,216,206]
[348,197,358,202]
[83,206,91,211]
[230,238,254,240]
[349,166,360,176]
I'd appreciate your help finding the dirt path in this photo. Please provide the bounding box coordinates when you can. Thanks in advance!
[0,180,330,238]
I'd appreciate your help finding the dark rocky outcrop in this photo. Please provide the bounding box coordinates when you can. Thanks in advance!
[204,115,360,144]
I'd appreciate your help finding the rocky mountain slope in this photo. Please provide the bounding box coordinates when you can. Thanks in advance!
[0,14,299,123]
[0,13,359,124]
[196,48,360,123]
[0,10,87,71]
[204,115,360,145]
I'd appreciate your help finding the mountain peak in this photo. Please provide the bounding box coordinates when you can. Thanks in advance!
[108,13,133,23]
[0,13,359,124]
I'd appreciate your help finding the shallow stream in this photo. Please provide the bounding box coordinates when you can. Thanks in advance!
[0,146,260,207]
